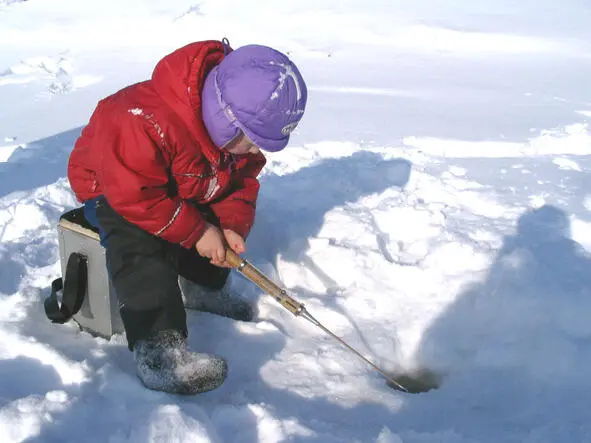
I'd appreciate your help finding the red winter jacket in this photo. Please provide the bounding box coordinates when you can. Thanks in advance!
[68,41,266,248]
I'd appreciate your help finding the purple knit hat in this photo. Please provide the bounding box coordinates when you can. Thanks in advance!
[201,44,307,152]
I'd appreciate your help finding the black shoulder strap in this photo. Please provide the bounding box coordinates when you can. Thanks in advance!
[45,253,88,323]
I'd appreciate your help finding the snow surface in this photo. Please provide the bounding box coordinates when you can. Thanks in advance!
[1,0,591,442]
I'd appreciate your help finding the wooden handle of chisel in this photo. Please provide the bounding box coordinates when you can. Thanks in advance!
[224,248,246,268]
[225,249,304,316]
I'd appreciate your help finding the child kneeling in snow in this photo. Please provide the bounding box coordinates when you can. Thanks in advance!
[67,40,307,394]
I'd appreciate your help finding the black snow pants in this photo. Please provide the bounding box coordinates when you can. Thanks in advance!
[90,197,230,350]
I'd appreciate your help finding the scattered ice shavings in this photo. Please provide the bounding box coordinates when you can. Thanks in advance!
[393,239,431,266]
[553,157,582,171]
[422,242,491,275]
[467,228,504,249]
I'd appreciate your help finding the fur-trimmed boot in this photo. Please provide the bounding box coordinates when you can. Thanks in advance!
[179,276,255,322]
[134,330,227,395]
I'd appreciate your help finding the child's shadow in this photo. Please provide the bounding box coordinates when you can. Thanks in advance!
[399,205,591,438]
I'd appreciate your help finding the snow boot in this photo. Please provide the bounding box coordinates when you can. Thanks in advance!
[179,276,255,322]
[134,330,227,395]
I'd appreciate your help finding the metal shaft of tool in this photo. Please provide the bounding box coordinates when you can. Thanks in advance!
[225,250,408,392]
[299,309,407,392]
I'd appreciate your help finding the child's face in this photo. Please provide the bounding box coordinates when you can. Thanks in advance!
[224,133,260,156]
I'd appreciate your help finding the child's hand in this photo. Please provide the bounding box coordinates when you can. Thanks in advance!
[223,229,246,254]
[195,223,226,264]
[209,229,246,268]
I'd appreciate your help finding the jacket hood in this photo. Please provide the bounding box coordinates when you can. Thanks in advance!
[150,41,228,164]
[151,41,226,117]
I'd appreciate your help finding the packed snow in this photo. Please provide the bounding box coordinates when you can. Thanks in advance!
[1,0,591,442]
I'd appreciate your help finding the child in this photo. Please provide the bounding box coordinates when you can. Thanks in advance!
[67,39,307,394]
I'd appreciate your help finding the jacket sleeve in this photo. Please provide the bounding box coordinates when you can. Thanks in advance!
[209,152,266,238]
[101,114,206,248]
